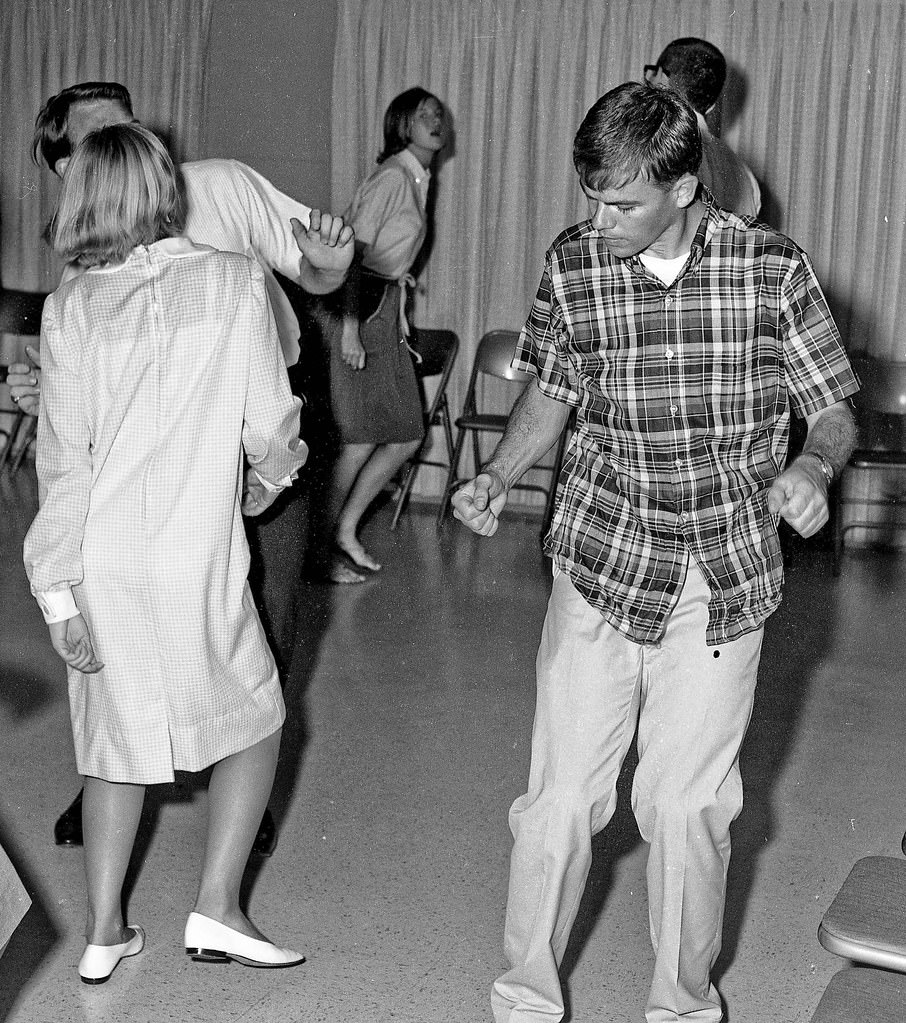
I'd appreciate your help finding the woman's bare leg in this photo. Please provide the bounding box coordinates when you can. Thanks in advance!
[193,729,281,940]
[324,443,376,582]
[335,439,421,569]
[82,776,146,946]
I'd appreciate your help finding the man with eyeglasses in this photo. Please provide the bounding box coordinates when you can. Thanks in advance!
[645,37,761,218]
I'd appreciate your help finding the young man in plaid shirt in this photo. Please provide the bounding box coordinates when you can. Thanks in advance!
[453,82,858,1023]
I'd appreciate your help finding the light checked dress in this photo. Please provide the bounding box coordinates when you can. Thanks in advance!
[24,238,308,784]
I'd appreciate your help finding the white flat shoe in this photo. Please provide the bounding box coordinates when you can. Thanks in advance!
[79,925,145,984]
[184,912,305,968]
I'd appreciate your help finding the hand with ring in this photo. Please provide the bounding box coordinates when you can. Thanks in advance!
[7,345,41,416]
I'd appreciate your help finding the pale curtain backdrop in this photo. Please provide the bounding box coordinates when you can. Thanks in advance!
[0,0,214,293]
[333,0,906,498]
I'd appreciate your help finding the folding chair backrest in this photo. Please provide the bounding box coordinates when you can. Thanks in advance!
[852,355,906,416]
[474,329,532,383]
[412,327,459,381]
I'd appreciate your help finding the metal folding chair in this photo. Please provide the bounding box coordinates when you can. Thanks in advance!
[811,855,906,1021]
[436,329,568,535]
[390,327,459,529]
[832,356,906,575]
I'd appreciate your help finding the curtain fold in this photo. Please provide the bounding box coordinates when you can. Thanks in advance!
[334,0,906,500]
[0,0,214,292]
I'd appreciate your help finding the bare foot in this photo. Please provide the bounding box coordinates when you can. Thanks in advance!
[328,555,367,584]
[336,537,382,572]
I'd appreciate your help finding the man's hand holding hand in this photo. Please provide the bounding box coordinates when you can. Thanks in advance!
[451,469,509,536]
[7,345,41,417]
[767,457,829,538]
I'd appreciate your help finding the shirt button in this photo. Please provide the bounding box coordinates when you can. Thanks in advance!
[675,458,683,467]
[665,294,675,305]
[665,349,675,360]
[679,512,689,523]
[669,405,678,415]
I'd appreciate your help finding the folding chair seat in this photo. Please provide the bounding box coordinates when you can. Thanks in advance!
[0,289,47,474]
[436,329,569,535]
[818,856,906,971]
[390,327,459,529]
[810,966,906,1023]
[833,356,906,575]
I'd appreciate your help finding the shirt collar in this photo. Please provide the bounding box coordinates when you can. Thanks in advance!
[396,147,431,187]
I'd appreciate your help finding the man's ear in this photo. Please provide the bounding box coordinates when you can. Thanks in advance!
[53,156,70,178]
[672,173,699,209]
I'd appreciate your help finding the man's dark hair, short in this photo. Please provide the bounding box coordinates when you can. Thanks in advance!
[573,83,701,192]
[655,38,726,115]
[377,86,440,164]
[33,82,134,170]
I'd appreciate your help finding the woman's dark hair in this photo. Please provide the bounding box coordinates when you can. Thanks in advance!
[377,87,440,164]
[50,123,182,267]
[33,82,134,171]
[573,82,701,192]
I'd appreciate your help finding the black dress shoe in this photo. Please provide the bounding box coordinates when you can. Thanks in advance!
[55,790,84,846]
[251,808,277,857]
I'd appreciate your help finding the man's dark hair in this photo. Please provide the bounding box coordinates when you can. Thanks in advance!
[377,86,440,164]
[32,82,134,170]
[655,37,726,115]
[573,82,701,192]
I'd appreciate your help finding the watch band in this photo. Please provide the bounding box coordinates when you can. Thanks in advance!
[804,451,834,487]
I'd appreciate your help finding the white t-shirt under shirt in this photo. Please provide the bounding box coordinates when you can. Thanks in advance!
[640,251,690,286]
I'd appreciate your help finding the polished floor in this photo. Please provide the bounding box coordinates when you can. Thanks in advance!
[1,465,904,1023]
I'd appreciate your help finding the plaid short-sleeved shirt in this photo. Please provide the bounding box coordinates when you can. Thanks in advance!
[516,199,859,645]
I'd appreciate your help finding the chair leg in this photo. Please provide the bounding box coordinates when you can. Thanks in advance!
[440,400,454,462]
[436,426,468,529]
[390,459,419,530]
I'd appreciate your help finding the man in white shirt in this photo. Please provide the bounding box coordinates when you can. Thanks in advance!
[644,38,761,219]
[12,81,354,854]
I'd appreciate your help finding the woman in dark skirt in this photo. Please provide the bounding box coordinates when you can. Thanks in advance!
[318,87,446,583]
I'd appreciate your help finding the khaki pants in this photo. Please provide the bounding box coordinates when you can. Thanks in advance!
[492,562,763,1023]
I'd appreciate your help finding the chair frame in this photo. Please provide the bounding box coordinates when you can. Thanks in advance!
[390,328,460,530]
[832,356,906,575]
[436,329,569,536]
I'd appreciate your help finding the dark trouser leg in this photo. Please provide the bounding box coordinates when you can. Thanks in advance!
[243,482,309,684]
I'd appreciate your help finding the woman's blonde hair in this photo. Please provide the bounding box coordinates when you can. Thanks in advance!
[51,123,183,267]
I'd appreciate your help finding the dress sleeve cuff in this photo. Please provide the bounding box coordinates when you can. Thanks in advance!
[35,588,79,624]
[251,468,295,493]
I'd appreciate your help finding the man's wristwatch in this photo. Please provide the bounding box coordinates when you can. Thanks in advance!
[802,451,834,487]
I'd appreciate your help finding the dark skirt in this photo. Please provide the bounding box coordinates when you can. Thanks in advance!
[321,279,425,446]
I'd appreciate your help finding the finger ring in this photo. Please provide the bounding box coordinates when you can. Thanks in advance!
[11,395,19,403]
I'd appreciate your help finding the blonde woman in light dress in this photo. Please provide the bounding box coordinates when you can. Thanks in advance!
[24,123,307,983]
